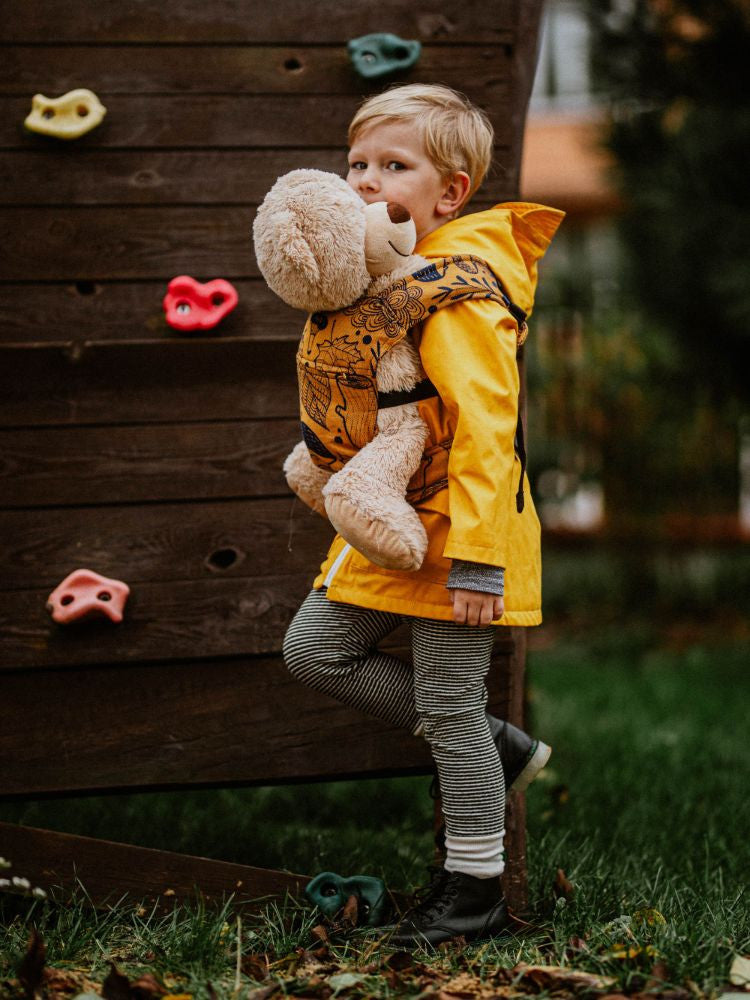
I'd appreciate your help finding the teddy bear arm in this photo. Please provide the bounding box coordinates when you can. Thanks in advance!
[375,336,425,393]
[321,406,429,571]
[331,403,428,496]
[283,440,330,518]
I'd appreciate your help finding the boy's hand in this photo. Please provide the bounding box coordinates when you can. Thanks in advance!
[449,588,504,626]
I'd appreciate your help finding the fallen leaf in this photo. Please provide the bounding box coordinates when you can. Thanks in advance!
[386,952,415,972]
[341,894,359,928]
[512,962,616,992]
[311,925,329,944]
[44,968,92,997]
[130,973,167,1000]
[245,987,278,1000]
[102,964,132,1000]
[553,868,575,900]
[439,971,485,997]
[730,955,750,987]
[567,935,588,953]
[49,973,105,1000]
[633,907,667,928]
[241,954,270,982]
[161,975,188,989]
[327,971,367,994]
[18,929,46,1000]
[607,942,658,961]
[645,959,671,990]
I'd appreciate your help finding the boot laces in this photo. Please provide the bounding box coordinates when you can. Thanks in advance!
[408,866,459,923]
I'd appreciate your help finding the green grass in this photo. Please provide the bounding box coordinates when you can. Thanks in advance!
[1,634,748,997]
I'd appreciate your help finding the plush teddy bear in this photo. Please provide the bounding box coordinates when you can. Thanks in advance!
[253,168,434,572]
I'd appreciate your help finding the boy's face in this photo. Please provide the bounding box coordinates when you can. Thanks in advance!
[346,121,468,242]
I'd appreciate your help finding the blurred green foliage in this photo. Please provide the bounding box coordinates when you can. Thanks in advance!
[526,304,742,524]
[585,0,750,400]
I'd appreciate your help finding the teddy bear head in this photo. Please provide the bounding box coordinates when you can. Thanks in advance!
[253,168,417,313]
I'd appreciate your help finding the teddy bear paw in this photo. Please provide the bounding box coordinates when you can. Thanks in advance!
[324,492,427,571]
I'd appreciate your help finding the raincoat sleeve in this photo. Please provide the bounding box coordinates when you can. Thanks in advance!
[418,296,521,568]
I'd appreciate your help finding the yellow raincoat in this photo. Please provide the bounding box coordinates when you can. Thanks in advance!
[312,202,565,625]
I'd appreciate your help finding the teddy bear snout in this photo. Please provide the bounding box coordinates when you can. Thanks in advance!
[387,203,411,224]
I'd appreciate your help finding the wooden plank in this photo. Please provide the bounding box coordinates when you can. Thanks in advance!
[0,498,333,591]
[0,822,308,906]
[0,638,515,794]
[0,574,318,668]
[0,206,260,283]
[0,201,499,283]
[0,653,434,792]
[0,421,302,507]
[0,149,514,206]
[0,93,512,150]
[0,340,300,427]
[1,44,511,96]
[0,280,299,344]
[1,1,516,44]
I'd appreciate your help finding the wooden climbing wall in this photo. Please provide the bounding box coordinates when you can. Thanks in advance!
[0,0,543,909]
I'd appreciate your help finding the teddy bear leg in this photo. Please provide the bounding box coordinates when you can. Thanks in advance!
[283,440,330,518]
[322,406,429,571]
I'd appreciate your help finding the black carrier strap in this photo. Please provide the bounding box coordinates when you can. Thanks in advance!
[497,285,529,514]
[514,412,526,513]
[377,377,439,408]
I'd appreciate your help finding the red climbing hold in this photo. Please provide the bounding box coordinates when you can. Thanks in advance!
[46,569,130,625]
[163,275,239,332]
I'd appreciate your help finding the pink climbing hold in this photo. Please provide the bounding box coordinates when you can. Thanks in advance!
[46,569,130,625]
[163,275,239,332]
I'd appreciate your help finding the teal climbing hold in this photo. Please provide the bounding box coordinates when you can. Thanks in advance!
[347,33,421,79]
[305,871,390,927]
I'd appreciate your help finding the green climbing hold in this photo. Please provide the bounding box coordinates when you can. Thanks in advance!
[347,33,421,79]
[305,871,390,927]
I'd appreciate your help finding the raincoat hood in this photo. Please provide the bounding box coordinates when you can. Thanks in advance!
[416,202,565,315]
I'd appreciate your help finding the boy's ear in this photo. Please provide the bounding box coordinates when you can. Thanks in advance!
[437,171,472,217]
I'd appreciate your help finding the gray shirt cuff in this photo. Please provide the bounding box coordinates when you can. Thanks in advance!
[446,560,505,596]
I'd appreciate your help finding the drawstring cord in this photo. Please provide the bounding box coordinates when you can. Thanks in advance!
[514,412,526,513]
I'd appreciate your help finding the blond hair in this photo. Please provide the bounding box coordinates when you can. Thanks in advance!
[348,84,494,202]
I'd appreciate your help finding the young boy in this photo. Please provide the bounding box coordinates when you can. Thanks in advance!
[283,84,563,945]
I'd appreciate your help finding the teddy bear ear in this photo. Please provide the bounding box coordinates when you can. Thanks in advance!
[276,210,320,285]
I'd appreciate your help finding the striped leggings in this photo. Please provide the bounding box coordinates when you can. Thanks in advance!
[282,588,505,838]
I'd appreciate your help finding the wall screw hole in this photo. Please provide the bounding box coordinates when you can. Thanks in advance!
[207,547,242,571]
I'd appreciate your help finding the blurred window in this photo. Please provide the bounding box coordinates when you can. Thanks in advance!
[531,0,595,111]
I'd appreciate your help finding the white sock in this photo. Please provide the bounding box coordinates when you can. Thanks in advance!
[444,832,505,878]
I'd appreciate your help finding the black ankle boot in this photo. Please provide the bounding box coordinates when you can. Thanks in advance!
[489,716,551,793]
[384,868,510,947]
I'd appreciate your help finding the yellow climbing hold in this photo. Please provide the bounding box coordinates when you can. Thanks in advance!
[24,88,106,139]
